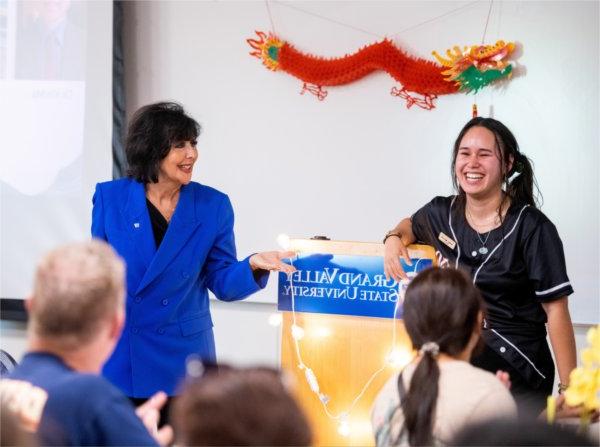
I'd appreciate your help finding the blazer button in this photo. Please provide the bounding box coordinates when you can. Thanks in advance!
[135,297,142,303]
[161,299,169,306]
[157,328,165,335]
[132,327,139,334]
[181,270,189,279]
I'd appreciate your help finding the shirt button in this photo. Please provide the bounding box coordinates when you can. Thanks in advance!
[161,299,169,306]
[135,297,142,303]
[500,346,506,353]
[181,270,189,279]
[132,327,139,334]
[157,328,165,335]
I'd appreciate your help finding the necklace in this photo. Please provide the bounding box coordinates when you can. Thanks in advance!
[474,230,491,255]
[466,206,496,256]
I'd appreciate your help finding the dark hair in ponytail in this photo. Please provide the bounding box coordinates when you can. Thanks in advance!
[451,117,541,208]
[401,268,483,446]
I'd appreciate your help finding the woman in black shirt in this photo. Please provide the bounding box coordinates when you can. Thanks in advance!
[383,117,576,416]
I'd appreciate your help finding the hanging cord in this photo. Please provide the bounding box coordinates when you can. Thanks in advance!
[473,0,494,116]
[389,0,481,38]
[265,0,277,35]
[271,0,483,40]
[272,0,383,38]
[481,0,494,44]
[285,255,423,422]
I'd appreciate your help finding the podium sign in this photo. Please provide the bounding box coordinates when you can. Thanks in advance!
[277,240,435,447]
[278,253,432,319]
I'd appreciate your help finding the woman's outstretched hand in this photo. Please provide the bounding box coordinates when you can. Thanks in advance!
[383,236,411,282]
[250,251,297,274]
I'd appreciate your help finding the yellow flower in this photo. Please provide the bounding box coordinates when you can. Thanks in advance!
[565,368,599,411]
[564,326,600,412]
[583,326,600,366]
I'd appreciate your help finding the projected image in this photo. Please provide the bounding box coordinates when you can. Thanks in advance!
[0,0,87,196]
[15,0,86,80]
[0,0,110,302]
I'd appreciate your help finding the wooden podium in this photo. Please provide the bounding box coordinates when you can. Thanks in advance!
[279,240,435,446]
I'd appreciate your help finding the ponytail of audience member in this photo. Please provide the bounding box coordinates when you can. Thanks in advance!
[371,267,516,446]
[402,268,483,446]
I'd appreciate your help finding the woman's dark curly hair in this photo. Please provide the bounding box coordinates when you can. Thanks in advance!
[125,102,201,183]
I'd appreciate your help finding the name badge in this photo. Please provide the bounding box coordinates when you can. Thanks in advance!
[438,232,456,250]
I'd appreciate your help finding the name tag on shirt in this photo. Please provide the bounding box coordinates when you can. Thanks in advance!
[438,232,456,250]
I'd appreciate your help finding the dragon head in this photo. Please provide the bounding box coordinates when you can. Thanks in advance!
[432,40,516,92]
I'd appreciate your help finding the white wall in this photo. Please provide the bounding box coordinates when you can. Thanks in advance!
[122,1,598,328]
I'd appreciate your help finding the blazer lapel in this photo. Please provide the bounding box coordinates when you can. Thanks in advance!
[135,183,202,295]
[122,180,156,272]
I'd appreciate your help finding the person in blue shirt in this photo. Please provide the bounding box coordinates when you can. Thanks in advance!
[92,101,295,418]
[0,241,171,446]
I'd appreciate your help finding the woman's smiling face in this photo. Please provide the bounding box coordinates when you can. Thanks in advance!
[454,126,507,200]
[158,140,198,186]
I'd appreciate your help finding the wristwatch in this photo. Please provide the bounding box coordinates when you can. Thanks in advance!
[383,230,402,244]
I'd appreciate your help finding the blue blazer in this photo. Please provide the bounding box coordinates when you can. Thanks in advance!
[92,178,268,397]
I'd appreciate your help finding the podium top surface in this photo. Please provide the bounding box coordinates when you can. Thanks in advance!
[288,239,435,259]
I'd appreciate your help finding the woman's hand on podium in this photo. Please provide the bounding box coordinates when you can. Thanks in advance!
[250,251,297,274]
[384,236,411,282]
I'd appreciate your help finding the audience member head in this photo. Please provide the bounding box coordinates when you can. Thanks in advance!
[401,267,484,446]
[27,240,125,370]
[173,363,312,446]
[451,418,595,446]
[126,101,201,184]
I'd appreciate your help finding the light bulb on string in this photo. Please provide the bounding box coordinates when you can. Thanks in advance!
[276,233,291,250]
[185,354,204,378]
[319,393,330,404]
[268,313,282,327]
[291,324,305,340]
[337,413,351,437]
[312,326,331,338]
[304,367,320,394]
[386,347,413,369]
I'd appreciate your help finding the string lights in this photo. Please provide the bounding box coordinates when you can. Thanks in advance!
[276,236,424,438]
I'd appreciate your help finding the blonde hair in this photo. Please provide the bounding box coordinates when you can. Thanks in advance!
[30,240,125,349]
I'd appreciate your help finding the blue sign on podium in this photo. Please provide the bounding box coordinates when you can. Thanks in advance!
[278,254,432,319]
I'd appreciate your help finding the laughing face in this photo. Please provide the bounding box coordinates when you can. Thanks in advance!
[454,126,511,200]
[158,140,198,186]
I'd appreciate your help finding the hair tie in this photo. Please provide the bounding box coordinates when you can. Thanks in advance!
[419,342,440,357]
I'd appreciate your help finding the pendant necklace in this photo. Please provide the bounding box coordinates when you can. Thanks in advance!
[473,230,491,256]
[466,206,495,257]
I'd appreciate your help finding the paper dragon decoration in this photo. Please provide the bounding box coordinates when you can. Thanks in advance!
[247,31,516,110]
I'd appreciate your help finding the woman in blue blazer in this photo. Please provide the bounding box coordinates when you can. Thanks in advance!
[91,102,293,411]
